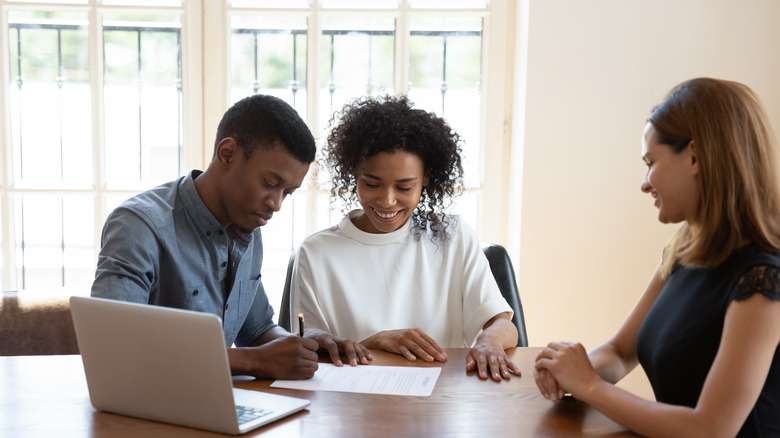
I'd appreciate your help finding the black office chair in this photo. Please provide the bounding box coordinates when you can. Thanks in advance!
[482,244,528,347]
[278,252,296,332]
[278,244,529,347]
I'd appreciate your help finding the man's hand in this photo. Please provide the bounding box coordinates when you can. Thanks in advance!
[229,335,319,380]
[305,328,372,366]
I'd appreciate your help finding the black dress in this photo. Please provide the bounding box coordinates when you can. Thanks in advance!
[636,248,780,437]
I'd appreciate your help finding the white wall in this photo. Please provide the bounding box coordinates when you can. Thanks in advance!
[510,0,780,398]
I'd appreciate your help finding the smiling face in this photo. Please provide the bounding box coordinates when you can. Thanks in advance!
[640,122,700,225]
[215,139,310,233]
[354,150,429,234]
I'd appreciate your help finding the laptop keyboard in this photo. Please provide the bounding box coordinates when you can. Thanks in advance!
[236,405,273,425]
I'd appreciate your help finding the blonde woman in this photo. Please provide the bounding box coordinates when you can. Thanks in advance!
[535,78,780,437]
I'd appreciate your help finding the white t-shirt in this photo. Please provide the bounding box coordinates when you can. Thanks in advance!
[290,210,512,348]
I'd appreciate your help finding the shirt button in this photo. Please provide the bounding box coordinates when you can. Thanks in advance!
[206,231,211,237]
[218,229,225,235]
[221,261,227,268]
[193,289,199,296]
[225,304,229,310]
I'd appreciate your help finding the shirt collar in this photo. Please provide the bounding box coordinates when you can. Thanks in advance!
[339,209,412,245]
[227,224,252,244]
[179,170,226,241]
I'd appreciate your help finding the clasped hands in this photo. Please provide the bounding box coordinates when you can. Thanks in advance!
[534,341,601,402]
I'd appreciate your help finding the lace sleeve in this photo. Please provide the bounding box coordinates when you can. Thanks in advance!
[731,265,780,302]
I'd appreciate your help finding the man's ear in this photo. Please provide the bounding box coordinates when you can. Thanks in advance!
[216,138,239,168]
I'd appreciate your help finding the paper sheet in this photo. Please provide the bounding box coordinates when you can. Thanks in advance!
[270,363,441,397]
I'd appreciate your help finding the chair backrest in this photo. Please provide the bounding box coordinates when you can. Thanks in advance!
[278,244,528,347]
[278,253,296,332]
[1,290,80,355]
[482,244,528,347]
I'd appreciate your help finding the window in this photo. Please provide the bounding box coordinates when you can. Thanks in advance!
[215,0,512,310]
[2,0,514,317]
[1,1,192,291]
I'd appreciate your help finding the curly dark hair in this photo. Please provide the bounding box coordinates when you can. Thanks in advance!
[323,95,464,242]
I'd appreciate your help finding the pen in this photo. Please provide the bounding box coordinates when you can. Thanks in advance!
[298,312,304,337]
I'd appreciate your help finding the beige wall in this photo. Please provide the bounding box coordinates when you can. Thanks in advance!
[509,0,780,398]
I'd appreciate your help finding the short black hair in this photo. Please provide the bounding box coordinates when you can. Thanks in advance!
[214,94,315,163]
[324,95,464,241]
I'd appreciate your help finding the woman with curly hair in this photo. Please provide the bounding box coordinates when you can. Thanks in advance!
[535,78,780,437]
[288,95,520,382]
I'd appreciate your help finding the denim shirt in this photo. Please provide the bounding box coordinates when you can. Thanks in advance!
[91,170,276,347]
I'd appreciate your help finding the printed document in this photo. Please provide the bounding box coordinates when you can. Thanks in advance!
[271,364,441,397]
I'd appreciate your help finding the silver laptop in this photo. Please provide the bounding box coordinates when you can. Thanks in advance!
[69,296,310,435]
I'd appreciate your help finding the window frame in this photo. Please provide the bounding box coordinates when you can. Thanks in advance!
[0,0,514,292]
[0,0,204,290]
[202,0,514,243]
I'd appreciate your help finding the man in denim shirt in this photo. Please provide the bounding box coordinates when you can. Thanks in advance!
[91,94,320,379]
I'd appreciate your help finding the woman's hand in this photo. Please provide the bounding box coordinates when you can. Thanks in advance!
[534,341,601,401]
[534,367,566,402]
[361,328,447,362]
[465,313,521,381]
[465,337,521,382]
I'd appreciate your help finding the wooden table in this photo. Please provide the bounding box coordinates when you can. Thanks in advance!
[0,348,637,437]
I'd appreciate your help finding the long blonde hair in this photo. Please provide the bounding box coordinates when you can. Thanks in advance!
[650,78,780,278]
